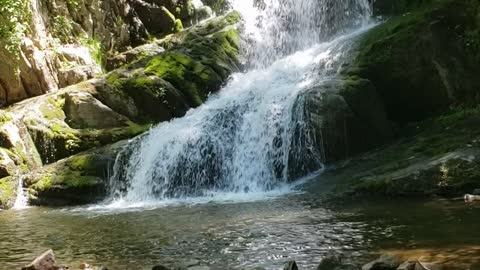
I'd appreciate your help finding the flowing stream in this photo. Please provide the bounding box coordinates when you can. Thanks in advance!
[109,0,372,204]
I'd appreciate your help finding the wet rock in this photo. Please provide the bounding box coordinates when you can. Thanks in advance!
[21,249,65,270]
[26,140,130,206]
[362,254,401,270]
[283,261,298,270]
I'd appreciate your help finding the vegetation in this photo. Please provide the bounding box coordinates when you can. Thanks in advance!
[0,0,31,57]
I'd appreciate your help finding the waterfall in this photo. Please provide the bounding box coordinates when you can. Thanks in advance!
[12,175,29,210]
[109,0,373,203]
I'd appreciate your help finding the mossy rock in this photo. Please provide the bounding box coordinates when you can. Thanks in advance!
[101,12,241,121]
[27,140,128,206]
[349,0,480,124]
[323,106,480,199]
[0,176,14,209]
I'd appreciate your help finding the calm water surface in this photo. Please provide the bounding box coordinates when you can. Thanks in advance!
[1,190,479,270]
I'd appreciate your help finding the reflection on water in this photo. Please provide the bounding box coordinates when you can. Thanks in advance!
[1,194,479,270]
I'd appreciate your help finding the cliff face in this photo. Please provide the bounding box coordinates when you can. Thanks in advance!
[0,0,216,108]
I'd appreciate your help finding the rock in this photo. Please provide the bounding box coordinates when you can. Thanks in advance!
[64,91,130,129]
[473,189,480,195]
[106,43,165,71]
[464,194,480,202]
[362,254,401,270]
[130,0,180,35]
[351,0,480,124]
[283,261,298,270]
[26,140,130,206]
[0,0,147,107]
[291,81,393,174]
[0,176,15,209]
[21,249,63,270]
[397,261,416,270]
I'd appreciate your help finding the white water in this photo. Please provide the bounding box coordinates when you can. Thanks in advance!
[109,0,373,204]
[12,176,28,210]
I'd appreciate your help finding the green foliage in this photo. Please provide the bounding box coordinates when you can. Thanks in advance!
[52,15,74,43]
[79,36,104,68]
[66,0,79,8]
[0,0,31,57]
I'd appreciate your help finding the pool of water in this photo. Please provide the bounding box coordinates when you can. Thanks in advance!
[1,187,479,270]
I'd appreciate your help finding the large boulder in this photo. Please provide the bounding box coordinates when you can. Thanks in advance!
[26,140,129,206]
[291,79,393,168]
[348,0,480,124]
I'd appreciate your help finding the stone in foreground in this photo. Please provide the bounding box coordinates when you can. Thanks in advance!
[21,249,67,270]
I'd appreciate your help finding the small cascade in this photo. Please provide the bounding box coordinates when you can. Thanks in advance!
[12,175,29,210]
[109,0,373,204]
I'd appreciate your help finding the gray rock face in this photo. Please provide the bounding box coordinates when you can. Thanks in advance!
[64,92,129,129]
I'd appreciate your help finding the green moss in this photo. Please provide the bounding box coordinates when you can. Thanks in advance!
[348,0,480,124]
[39,97,66,120]
[0,176,14,208]
[31,171,98,192]
[174,19,184,33]
[327,105,480,198]
[0,112,13,125]
[145,52,221,106]
[79,36,104,69]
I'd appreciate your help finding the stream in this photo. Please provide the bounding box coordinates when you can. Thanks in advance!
[1,186,479,269]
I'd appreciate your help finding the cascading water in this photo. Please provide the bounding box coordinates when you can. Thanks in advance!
[109,0,373,203]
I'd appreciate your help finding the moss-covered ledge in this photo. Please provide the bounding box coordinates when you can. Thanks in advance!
[319,106,480,199]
